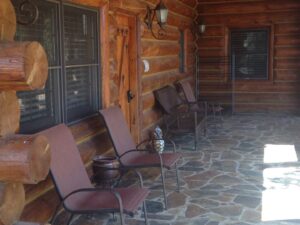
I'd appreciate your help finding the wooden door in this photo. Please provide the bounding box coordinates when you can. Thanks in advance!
[115,11,140,141]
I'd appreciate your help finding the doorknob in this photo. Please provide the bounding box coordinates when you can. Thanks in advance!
[127,90,135,103]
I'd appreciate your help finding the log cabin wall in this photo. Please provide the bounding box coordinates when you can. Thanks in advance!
[19,0,197,222]
[197,0,300,113]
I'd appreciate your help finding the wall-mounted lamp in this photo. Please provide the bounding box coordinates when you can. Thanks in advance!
[144,0,168,39]
[198,19,206,34]
[199,23,206,34]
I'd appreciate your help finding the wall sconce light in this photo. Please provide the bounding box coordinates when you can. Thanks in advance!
[144,0,169,39]
[199,23,206,34]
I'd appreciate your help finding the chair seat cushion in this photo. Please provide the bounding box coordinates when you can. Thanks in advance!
[121,151,181,170]
[64,186,149,215]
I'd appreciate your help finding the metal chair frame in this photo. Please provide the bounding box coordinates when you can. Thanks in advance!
[40,124,149,225]
[177,80,223,123]
[99,107,182,209]
[154,85,207,150]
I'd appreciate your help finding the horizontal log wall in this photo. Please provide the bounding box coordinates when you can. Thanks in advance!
[21,0,196,222]
[197,0,300,113]
[109,0,196,139]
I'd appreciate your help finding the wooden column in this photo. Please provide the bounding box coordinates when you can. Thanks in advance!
[0,0,16,41]
[0,183,25,225]
[0,91,20,137]
[0,0,19,137]
[0,1,24,224]
[0,0,50,225]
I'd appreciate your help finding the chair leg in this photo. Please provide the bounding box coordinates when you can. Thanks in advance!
[194,112,198,151]
[120,209,125,225]
[212,105,216,120]
[143,201,149,225]
[50,204,60,225]
[67,213,74,225]
[175,162,180,192]
[160,165,168,209]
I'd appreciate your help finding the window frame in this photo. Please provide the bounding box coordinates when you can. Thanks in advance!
[14,0,101,133]
[228,26,274,82]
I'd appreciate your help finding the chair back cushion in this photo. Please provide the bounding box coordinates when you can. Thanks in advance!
[99,106,136,158]
[153,85,183,114]
[178,80,197,103]
[39,124,92,199]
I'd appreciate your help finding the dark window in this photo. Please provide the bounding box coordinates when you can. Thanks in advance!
[13,0,100,133]
[179,30,185,73]
[230,28,269,80]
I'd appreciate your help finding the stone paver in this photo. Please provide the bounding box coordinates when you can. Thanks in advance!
[67,114,300,225]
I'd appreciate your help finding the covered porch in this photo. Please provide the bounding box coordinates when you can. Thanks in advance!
[0,0,299,225]
[64,113,300,225]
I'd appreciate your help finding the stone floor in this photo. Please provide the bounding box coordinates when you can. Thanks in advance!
[70,113,300,225]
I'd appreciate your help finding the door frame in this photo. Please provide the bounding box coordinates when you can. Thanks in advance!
[115,9,141,142]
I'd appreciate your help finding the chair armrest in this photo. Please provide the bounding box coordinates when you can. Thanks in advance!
[118,149,152,160]
[136,137,177,153]
[136,139,153,149]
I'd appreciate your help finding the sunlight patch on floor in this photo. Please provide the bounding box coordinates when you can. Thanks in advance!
[264,144,297,163]
[262,166,300,221]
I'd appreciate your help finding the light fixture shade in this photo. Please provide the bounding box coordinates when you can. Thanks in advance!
[199,24,206,33]
[155,1,168,27]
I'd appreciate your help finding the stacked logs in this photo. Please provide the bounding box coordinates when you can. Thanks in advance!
[0,0,50,225]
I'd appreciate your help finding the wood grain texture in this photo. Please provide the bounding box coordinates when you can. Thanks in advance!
[0,41,48,91]
[0,91,20,137]
[142,41,180,57]
[20,0,196,222]
[0,135,50,184]
[0,182,25,225]
[142,56,180,76]
[0,0,16,41]
[198,0,300,113]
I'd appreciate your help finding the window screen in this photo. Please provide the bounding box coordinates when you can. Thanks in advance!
[63,5,99,123]
[14,0,60,133]
[13,0,100,133]
[230,29,269,80]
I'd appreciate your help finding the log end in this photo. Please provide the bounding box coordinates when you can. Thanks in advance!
[25,42,49,90]
[0,135,50,184]
[29,135,51,183]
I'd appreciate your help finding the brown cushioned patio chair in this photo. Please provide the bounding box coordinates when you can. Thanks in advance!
[40,124,149,225]
[153,85,207,150]
[177,80,223,121]
[99,106,181,209]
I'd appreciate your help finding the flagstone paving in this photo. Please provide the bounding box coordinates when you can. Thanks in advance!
[68,113,300,225]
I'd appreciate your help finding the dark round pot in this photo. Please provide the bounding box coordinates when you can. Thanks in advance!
[92,156,120,182]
